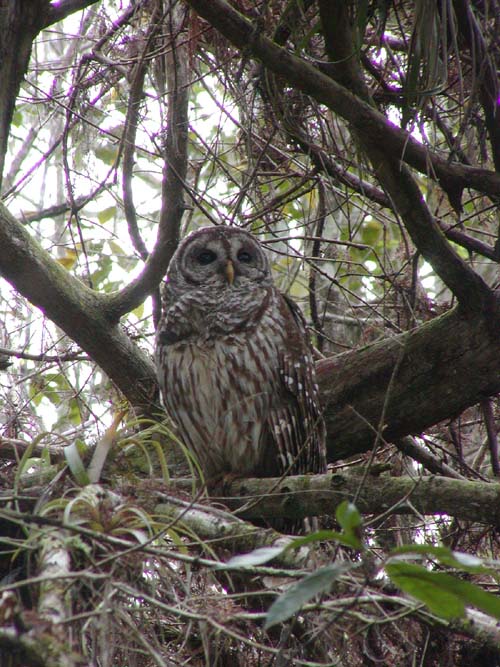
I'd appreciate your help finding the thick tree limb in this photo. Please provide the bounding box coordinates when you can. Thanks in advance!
[317,306,500,460]
[154,494,307,569]
[214,472,500,526]
[43,0,99,28]
[0,3,48,186]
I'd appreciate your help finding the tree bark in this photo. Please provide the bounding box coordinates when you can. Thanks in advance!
[0,1,47,186]
[215,472,500,526]
[318,307,500,460]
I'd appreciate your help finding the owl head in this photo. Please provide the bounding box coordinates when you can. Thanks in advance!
[166,226,273,289]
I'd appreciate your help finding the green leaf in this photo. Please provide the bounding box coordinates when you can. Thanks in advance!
[264,563,353,629]
[335,501,363,549]
[286,529,362,551]
[90,255,113,288]
[361,219,382,246]
[67,398,83,426]
[225,546,287,568]
[12,109,23,127]
[386,562,500,620]
[132,302,145,320]
[64,439,90,486]
[95,144,118,165]
[97,206,117,224]
[391,544,487,572]
[281,504,364,551]
[336,501,362,531]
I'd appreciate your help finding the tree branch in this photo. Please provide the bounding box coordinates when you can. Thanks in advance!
[363,143,493,311]
[294,131,499,262]
[439,223,499,262]
[43,0,100,28]
[317,306,500,460]
[215,472,500,526]
[453,0,500,172]
[394,436,465,479]
[318,1,494,314]
[105,2,190,321]
[153,494,307,569]
[0,203,157,415]
[0,3,50,187]
[121,52,150,262]
[182,0,500,205]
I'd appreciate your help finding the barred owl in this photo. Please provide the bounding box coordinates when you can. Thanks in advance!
[155,226,326,489]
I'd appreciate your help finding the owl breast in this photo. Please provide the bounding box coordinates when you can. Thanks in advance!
[157,287,286,479]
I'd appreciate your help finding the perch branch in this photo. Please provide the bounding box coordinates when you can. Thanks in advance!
[211,472,500,526]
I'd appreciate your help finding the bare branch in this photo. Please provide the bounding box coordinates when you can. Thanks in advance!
[105,2,190,321]
[182,0,500,204]
[318,1,495,313]
[121,20,159,263]
[481,399,500,477]
[396,437,466,479]
[43,0,100,28]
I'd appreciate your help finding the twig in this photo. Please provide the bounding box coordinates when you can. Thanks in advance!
[394,436,465,479]
[481,399,500,477]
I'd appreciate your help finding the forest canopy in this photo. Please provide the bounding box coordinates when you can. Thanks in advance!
[0,1,499,665]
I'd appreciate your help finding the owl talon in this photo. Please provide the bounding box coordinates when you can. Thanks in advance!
[206,471,241,496]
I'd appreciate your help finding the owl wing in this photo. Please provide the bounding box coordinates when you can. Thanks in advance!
[264,292,327,477]
[156,284,197,345]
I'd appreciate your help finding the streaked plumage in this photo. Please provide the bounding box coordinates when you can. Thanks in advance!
[155,225,326,489]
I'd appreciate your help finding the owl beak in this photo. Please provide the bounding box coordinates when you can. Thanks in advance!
[225,259,235,285]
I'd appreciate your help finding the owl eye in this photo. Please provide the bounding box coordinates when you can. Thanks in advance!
[196,249,217,265]
[237,249,253,263]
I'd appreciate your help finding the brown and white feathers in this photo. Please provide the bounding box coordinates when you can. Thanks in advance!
[155,225,326,486]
